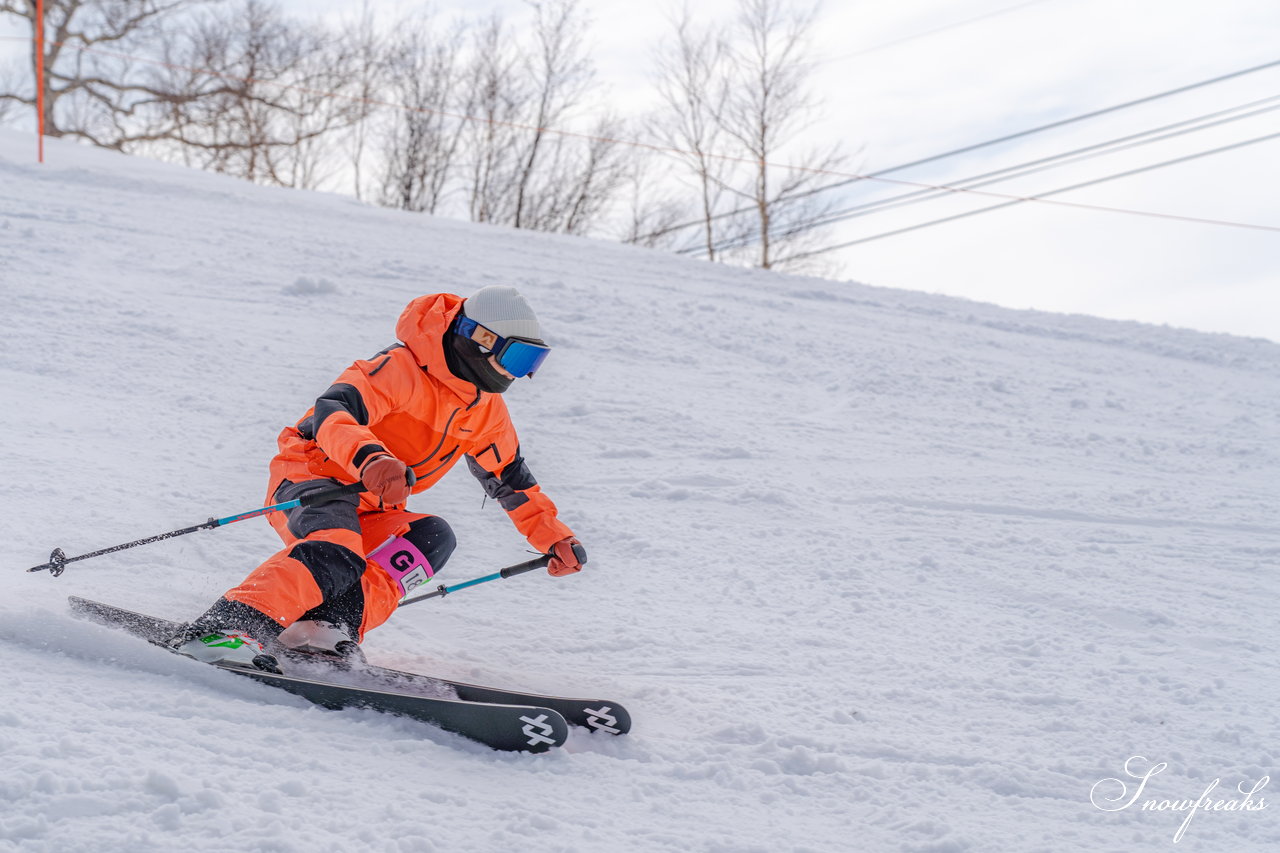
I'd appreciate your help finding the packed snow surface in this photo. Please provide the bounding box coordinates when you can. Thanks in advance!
[1,130,1277,852]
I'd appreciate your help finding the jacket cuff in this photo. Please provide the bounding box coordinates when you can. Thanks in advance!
[527,519,575,555]
[353,444,389,475]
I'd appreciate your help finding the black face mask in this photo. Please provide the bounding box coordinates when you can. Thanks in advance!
[444,332,514,394]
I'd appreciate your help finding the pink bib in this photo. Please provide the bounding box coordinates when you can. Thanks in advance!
[369,536,436,597]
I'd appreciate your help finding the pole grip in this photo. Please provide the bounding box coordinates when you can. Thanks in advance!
[495,543,586,579]
[498,556,552,579]
[299,468,415,507]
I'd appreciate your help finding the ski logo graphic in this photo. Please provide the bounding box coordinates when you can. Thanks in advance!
[520,714,557,747]
[584,706,620,735]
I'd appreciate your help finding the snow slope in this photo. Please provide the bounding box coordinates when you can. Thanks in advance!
[1,129,1278,853]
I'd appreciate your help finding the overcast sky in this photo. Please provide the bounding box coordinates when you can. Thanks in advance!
[5,1,1278,341]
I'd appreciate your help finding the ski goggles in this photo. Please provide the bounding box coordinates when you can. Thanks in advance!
[455,316,551,378]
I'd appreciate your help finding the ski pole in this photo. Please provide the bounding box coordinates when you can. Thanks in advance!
[398,543,587,607]
[25,477,395,577]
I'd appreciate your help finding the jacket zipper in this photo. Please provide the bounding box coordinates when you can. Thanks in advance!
[406,391,480,480]
[417,446,460,481]
[408,407,462,473]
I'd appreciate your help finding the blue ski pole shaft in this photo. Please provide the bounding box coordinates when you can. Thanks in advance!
[211,480,367,526]
[26,480,371,577]
[399,543,587,607]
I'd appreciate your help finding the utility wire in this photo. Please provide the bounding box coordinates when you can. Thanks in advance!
[780,130,1280,264]
[6,35,1277,241]
[696,93,1280,255]
[644,56,1280,244]
[808,0,1053,64]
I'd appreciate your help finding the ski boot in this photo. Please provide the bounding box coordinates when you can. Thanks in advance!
[277,620,366,666]
[172,628,283,674]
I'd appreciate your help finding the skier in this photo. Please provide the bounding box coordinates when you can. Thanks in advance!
[172,286,583,670]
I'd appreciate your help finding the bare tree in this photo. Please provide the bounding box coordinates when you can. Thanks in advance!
[648,0,847,270]
[564,117,632,234]
[0,0,363,188]
[343,0,383,201]
[516,112,630,234]
[286,25,373,190]
[510,0,590,229]
[457,0,630,234]
[460,13,525,225]
[143,0,364,187]
[715,0,844,269]
[617,148,690,249]
[379,16,468,213]
[652,6,738,260]
[0,62,15,125]
[1,1,642,242]
[0,0,218,149]
[372,2,631,235]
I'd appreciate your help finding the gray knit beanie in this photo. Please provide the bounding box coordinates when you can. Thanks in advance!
[463,285,543,342]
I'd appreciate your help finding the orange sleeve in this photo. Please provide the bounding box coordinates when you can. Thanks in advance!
[311,348,413,481]
[465,398,574,554]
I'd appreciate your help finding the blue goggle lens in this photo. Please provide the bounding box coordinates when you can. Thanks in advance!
[457,316,551,378]
[497,339,551,377]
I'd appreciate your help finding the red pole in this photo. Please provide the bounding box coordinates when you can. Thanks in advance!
[35,0,45,163]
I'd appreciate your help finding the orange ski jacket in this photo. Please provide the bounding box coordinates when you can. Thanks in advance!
[269,293,574,553]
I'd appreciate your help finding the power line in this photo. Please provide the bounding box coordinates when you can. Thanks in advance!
[6,35,1278,240]
[696,93,1280,256]
[645,56,1280,244]
[808,0,1053,65]
[779,130,1280,264]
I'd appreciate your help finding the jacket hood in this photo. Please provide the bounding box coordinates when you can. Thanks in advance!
[395,292,479,402]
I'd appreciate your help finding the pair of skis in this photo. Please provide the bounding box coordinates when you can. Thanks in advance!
[68,596,630,754]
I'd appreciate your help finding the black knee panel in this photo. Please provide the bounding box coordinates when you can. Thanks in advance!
[403,516,457,574]
[289,540,366,600]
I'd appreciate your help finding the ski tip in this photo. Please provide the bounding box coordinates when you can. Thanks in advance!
[580,703,631,736]
[509,708,571,753]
